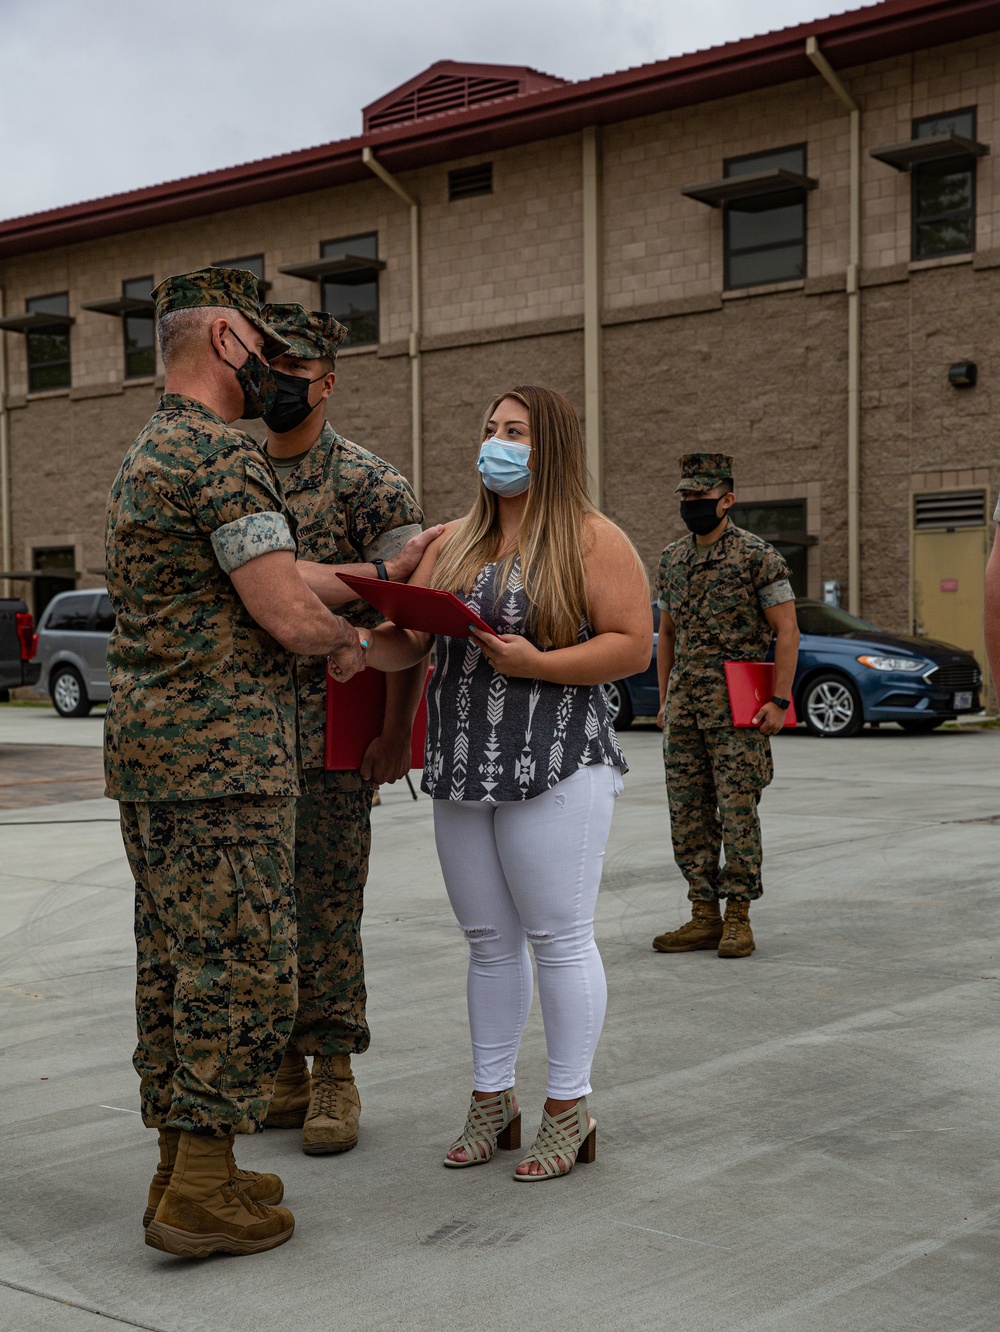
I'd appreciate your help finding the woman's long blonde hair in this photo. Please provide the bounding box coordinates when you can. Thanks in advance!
[431,385,597,649]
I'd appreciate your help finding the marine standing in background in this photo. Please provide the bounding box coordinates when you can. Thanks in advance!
[105,268,366,1257]
[257,303,434,1155]
[653,453,799,959]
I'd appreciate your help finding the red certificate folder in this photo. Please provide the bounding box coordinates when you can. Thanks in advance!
[325,667,430,772]
[724,661,798,728]
[336,572,500,639]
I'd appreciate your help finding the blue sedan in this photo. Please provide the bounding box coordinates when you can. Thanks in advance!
[605,599,982,737]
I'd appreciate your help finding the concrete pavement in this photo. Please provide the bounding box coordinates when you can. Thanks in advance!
[1,710,999,1331]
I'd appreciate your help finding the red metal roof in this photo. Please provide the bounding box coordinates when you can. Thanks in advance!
[0,0,996,260]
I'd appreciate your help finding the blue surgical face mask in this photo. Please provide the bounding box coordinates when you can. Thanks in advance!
[477,437,532,497]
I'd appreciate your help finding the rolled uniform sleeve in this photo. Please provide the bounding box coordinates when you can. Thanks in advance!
[749,543,795,610]
[185,449,296,574]
[212,512,295,573]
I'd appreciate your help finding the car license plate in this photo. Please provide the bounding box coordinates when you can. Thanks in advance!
[954,691,973,710]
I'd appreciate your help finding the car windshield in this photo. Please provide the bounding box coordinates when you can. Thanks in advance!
[796,602,880,637]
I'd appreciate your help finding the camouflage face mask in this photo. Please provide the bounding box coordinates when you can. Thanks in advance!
[224,329,278,420]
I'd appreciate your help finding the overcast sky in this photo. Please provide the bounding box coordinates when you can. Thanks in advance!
[1,0,880,221]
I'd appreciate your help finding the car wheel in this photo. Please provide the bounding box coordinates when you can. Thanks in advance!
[899,718,945,734]
[604,680,635,731]
[51,666,92,718]
[801,672,863,738]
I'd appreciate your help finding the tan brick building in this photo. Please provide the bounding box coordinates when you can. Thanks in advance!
[1,0,998,677]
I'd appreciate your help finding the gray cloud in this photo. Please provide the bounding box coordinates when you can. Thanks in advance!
[0,0,879,220]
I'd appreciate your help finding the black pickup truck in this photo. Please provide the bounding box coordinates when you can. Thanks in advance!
[0,597,41,700]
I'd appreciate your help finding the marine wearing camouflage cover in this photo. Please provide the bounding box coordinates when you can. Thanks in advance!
[261,302,348,364]
[105,380,302,1136]
[657,517,794,902]
[154,267,289,360]
[278,417,421,1055]
[673,451,735,495]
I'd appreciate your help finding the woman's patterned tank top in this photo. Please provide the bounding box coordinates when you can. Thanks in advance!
[422,556,628,803]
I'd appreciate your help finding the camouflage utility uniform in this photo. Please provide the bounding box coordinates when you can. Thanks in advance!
[281,421,421,1056]
[658,521,794,901]
[105,392,300,1136]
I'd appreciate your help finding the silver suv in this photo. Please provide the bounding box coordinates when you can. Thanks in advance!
[34,589,113,717]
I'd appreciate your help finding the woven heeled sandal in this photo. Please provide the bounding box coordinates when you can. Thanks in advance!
[443,1089,521,1168]
[514,1096,596,1182]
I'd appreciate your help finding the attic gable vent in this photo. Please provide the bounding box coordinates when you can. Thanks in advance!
[367,74,521,131]
[362,62,567,135]
[913,490,986,530]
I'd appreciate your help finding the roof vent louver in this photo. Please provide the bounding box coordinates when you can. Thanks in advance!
[362,62,566,134]
[913,490,987,530]
[367,75,521,132]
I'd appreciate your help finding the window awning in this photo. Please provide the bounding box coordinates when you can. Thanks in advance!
[0,311,75,333]
[869,134,990,171]
[79,296,155,317]
[278,254,387,282]
[681,169,817,208]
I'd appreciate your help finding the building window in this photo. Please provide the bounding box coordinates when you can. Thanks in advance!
[320,235,378,348]
[730,499,812,597]
[32,546,76,620]
[724,146,807,290]
[912,109,977,260]
[321,234,379,346]
[122,277,155,379]
[26,294,71,392]
[449,163,493,201]
[216,254,265,283]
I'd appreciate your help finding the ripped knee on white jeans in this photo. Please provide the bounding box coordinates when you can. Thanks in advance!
[525,928,555,943]
[460,924,500,942]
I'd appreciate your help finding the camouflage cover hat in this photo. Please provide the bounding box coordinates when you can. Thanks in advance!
[260,303,349,364]
[152,267,289,360]
[675,453,735,494]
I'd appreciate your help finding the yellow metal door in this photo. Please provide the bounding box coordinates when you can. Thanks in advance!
[912,527,987,670]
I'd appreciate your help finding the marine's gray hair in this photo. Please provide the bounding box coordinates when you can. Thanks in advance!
[157,305,242,369]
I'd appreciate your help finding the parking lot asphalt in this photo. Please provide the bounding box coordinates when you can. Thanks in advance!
[2,709,999,1332]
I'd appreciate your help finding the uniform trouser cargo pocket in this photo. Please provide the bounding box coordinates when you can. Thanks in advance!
[121,794,297,1136]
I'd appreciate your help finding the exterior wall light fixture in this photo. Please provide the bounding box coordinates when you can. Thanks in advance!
[948,361,977,387]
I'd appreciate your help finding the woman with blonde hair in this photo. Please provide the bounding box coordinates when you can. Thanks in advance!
[361,384,651,1180]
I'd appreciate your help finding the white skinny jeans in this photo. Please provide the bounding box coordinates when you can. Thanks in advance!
[432,763,623,1099]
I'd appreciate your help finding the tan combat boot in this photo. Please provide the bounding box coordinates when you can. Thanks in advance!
[142,1128,284,1228]
[652,899,723,952]
[302,1055,361,1156]
[265,1051,312,1129]
[145,1131,294,1257]
[718,898,755,959]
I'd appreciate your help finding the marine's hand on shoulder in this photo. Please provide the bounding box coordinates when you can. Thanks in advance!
[406,518,465,588]
[387,524,446,582]
[469,628,542,678]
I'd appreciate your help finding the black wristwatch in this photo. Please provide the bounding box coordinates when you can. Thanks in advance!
[372,557,389,581]
[771,695,791,710]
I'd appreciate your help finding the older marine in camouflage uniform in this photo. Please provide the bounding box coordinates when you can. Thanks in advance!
[106,268,365,1257]
[653,453,799,959]
[257,304,425,1155]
